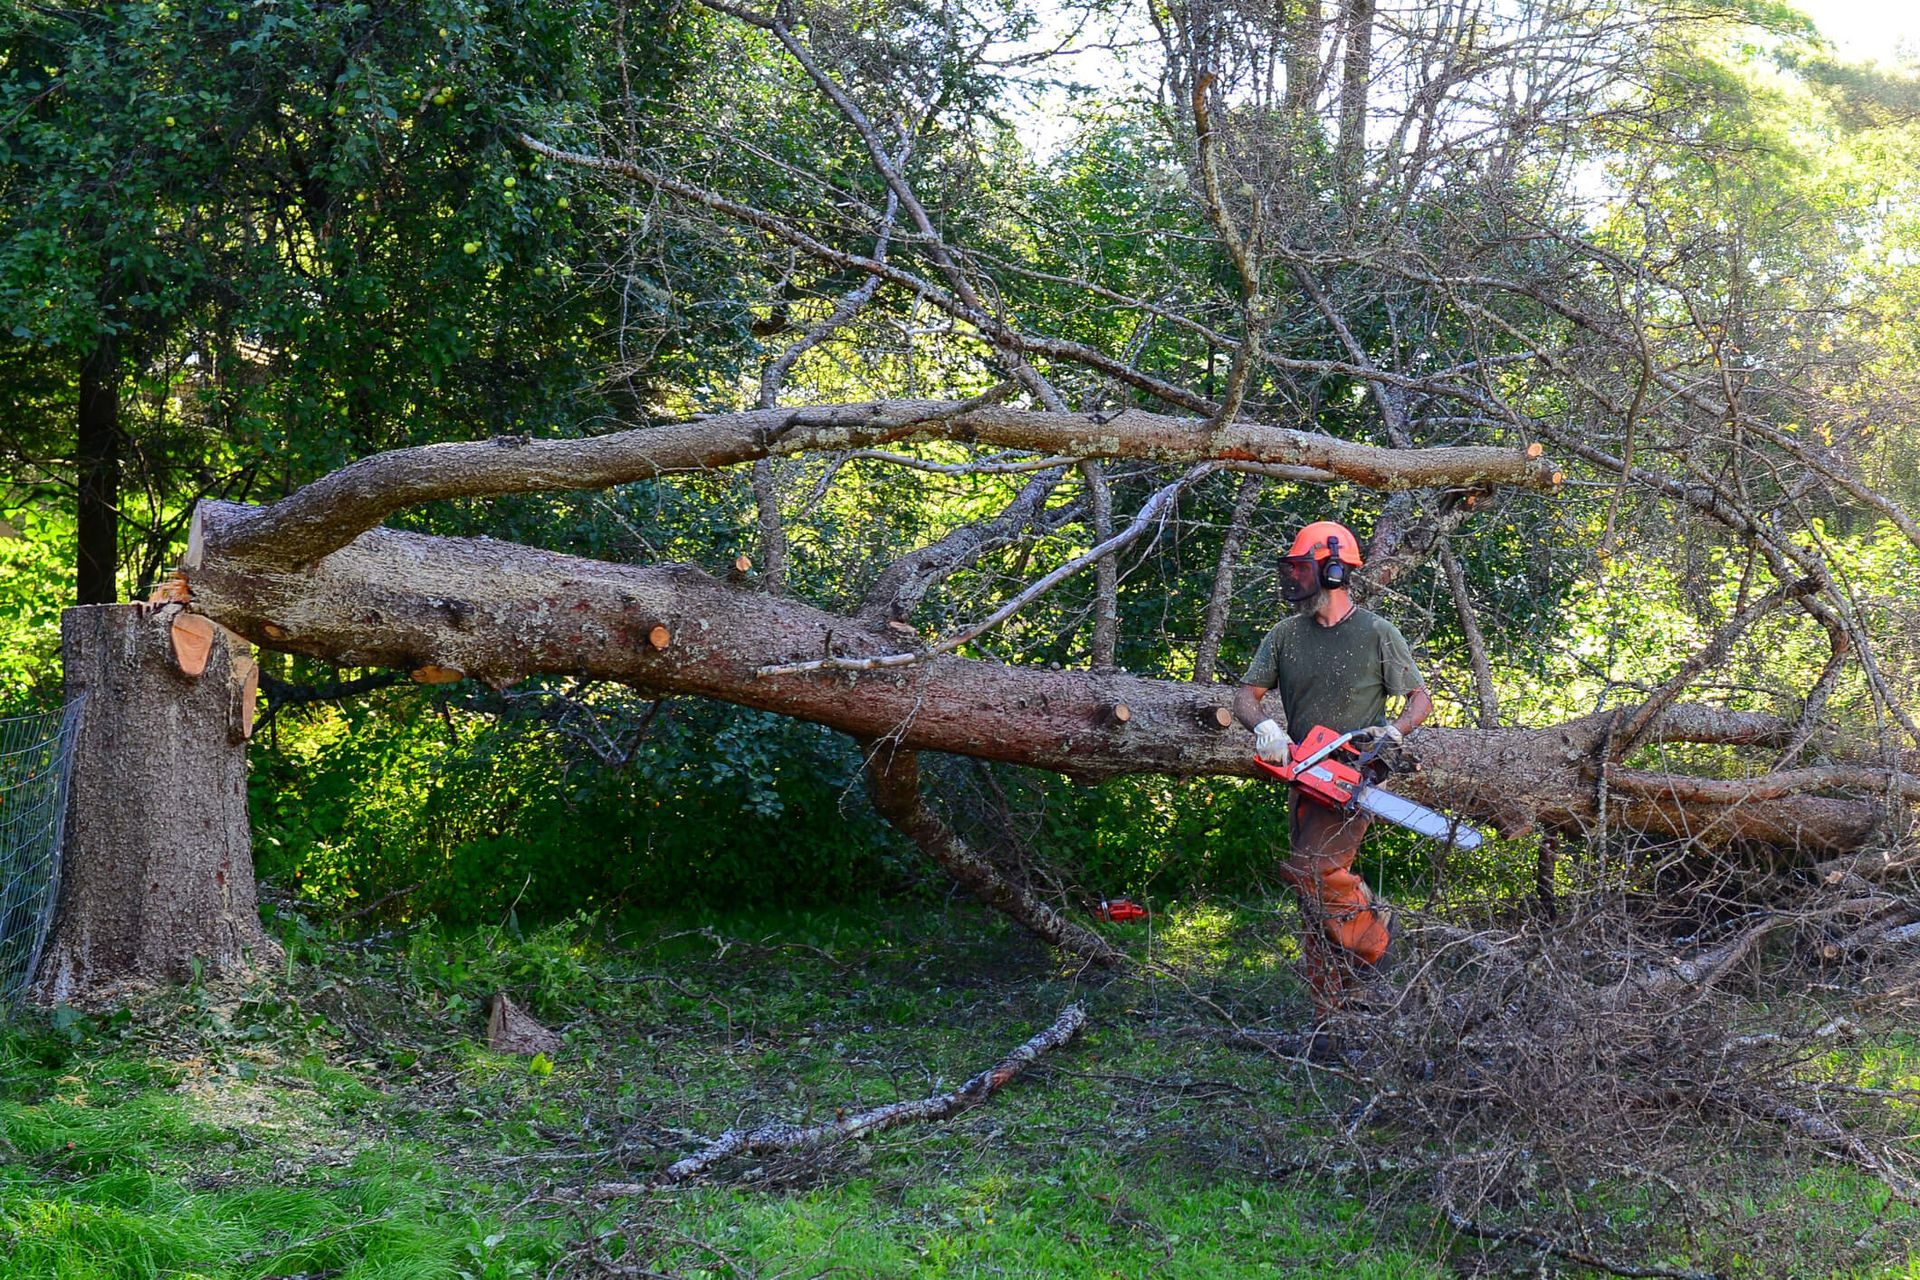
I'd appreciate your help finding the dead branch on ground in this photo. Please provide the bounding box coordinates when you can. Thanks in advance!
[589,1004,1087,1194]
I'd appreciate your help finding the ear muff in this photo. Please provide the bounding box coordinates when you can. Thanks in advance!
[1319,536,1348,589]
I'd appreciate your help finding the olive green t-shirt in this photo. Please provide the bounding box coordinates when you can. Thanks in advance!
[1240,608,1424,736]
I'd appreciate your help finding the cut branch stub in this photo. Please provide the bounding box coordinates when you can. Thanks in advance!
[487,992,562,1056]
[169,613,218,677]
[647,623,671,650]
[412,664,465,684]
[234,659,259,743]
[1202,704,1235,730]
[1103,701,1132,727]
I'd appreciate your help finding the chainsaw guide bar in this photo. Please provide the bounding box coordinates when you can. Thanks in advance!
[1253,724,1485,852]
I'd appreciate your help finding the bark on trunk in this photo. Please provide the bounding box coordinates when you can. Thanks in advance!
[1082,460,1118,670]
[1194,473,1262,684]
[1439,538,1499,727]
[35,605,282,1005]
[1286,0,1324,117]
[1336,0,1375,188]
[181,501,1898,856]
[748,458,789,593]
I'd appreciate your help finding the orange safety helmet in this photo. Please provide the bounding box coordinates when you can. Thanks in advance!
[1288,520,1364,566]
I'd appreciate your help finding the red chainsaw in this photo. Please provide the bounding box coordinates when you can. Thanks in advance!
[1093,897,1148,923]
[1253,724,1484,850]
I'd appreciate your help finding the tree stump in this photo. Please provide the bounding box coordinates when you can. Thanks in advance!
[487,992,561,1055]
[33,605,283,1005]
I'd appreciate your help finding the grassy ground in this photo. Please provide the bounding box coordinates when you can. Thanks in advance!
[0,899,1912,1278]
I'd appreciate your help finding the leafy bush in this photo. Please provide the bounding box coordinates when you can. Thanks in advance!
[251,688,910,922]
[0,499,67,714]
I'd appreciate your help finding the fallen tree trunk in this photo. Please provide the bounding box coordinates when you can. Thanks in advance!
[182,501,1900,856]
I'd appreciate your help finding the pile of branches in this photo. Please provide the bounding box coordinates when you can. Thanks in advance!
[1302,839,1920,1275]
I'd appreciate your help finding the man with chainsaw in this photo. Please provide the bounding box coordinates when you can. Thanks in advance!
[1233,520,1433,1018]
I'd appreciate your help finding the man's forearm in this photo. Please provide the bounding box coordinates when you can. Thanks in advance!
[1233,685,1275,733]
[1394,687,1433,735]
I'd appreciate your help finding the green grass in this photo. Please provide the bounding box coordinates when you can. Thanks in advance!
[0,1030,545,1280]
[0,899,1909,1278]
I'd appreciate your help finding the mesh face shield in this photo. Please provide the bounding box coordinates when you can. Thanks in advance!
[1278,554,1323,602]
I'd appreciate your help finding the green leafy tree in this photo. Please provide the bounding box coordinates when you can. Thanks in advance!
[0,0,712,610]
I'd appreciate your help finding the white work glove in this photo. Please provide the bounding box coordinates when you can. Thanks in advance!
[1352,723,1405,749]
[1253,719,1293,763]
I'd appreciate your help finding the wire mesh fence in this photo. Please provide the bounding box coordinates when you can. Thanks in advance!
[0,698,83,1006]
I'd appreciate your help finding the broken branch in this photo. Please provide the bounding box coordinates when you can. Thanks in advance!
[591,1003,1087,1192]
[761,463,1219,677]
[188,401,1556,572]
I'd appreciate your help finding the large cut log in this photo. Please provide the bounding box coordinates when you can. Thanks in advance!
[36,605,284,1005]
[183,501,1888,854]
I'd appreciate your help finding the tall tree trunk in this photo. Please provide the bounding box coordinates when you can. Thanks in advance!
[34,605,281,1005]
[749,459,789,593]
[76,336,120,605]
[1285,0,1323,117]
[1336,0,1375,191]
[1194,473,1262,684]
[1082,461,1117,670]
[1439,538,1500,727]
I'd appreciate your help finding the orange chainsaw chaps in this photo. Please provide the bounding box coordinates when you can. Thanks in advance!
[1277,779,1391,1015]
[1315,867,1390,964]
[1279,861,1390,965]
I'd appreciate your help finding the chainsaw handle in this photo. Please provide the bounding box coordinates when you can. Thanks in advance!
[1350,740,1391,783]
[1290,730,1357,773]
